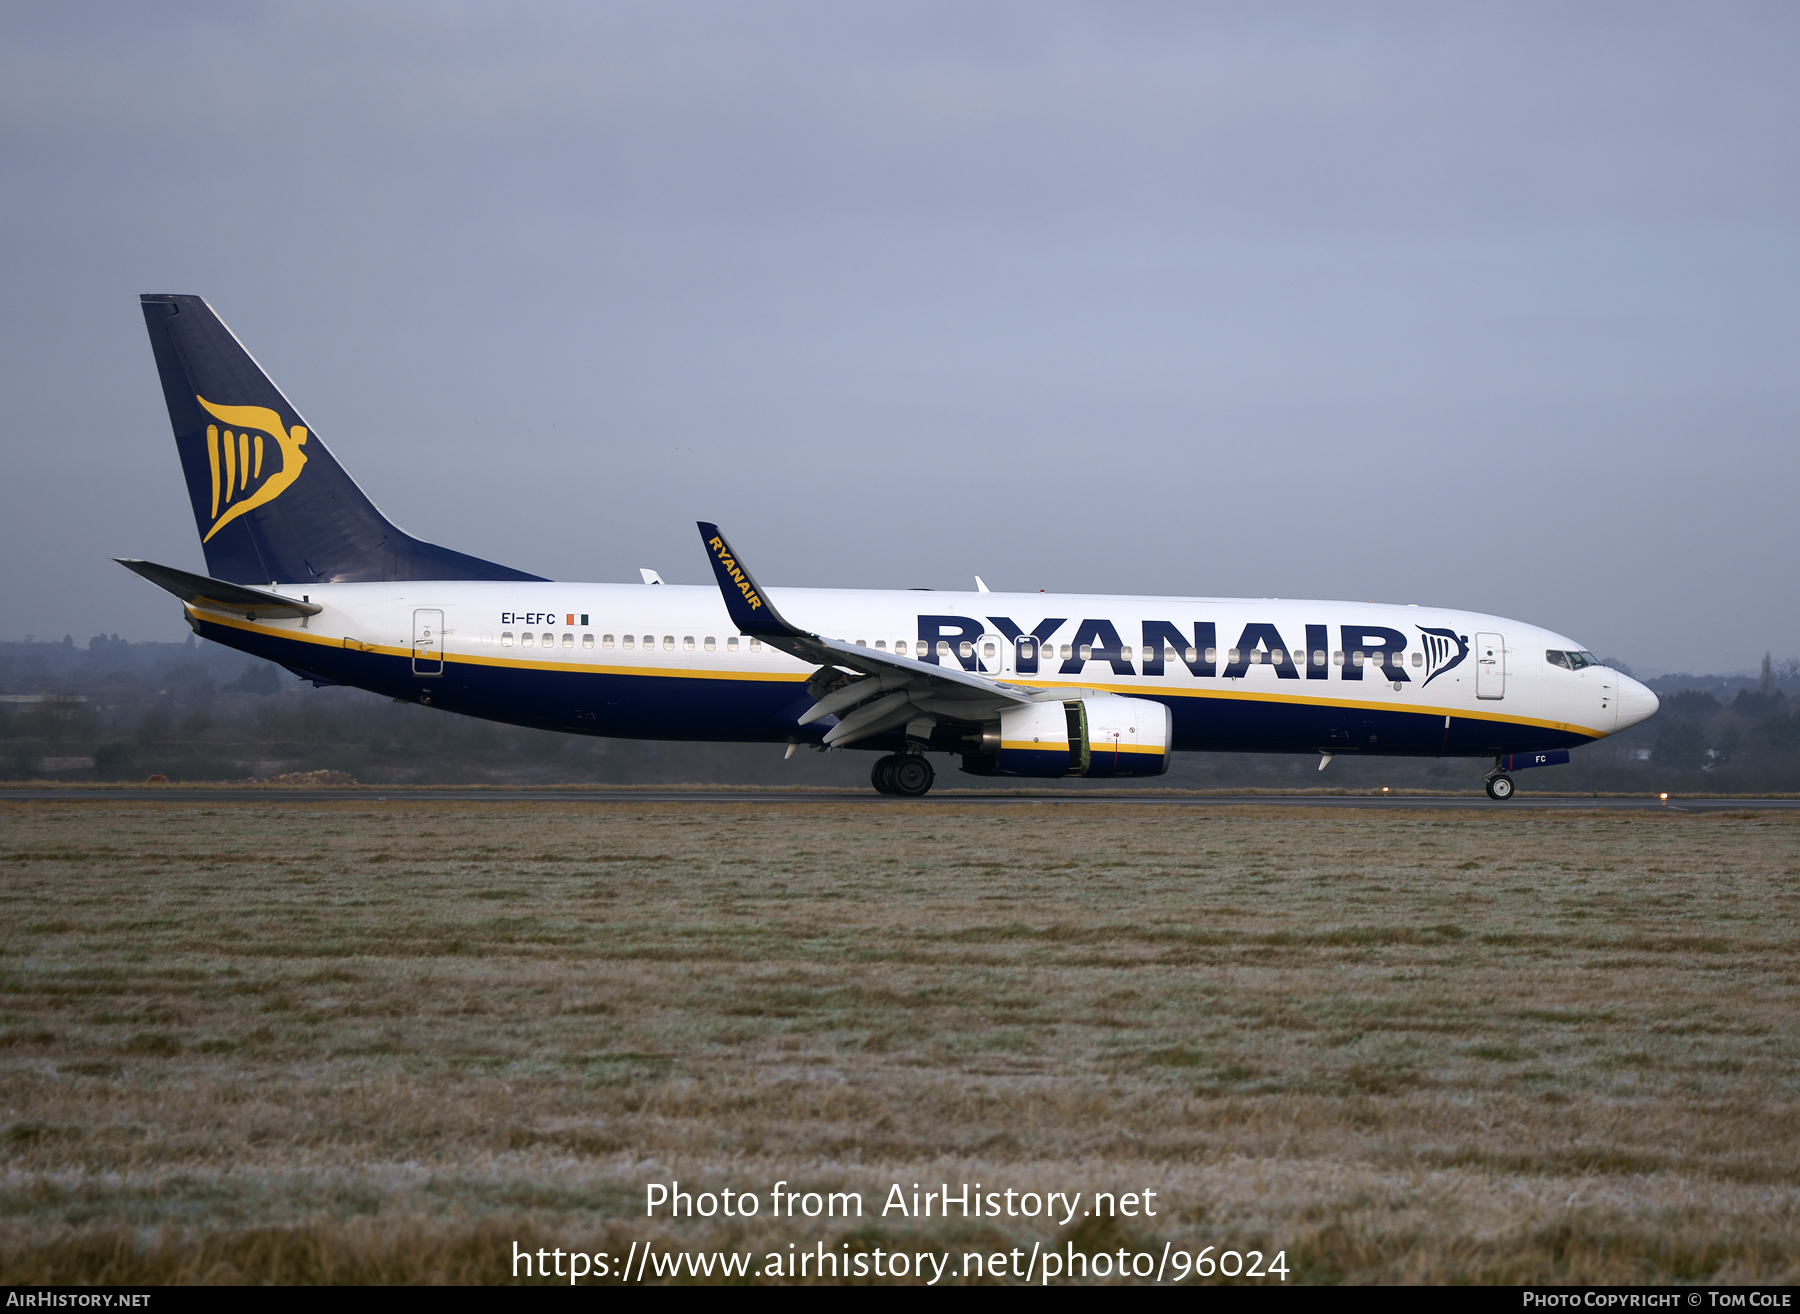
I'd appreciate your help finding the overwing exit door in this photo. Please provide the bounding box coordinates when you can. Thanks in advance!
[979,632,1009,676]
[1475,632,1504,700]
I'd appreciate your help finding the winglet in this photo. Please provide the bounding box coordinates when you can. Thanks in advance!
[696,522,803,639]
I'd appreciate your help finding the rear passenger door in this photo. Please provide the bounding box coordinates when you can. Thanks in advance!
[413,609,444,676]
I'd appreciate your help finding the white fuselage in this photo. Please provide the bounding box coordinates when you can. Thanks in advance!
[188,579,1659,760]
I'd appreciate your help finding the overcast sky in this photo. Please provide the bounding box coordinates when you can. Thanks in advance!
[3,2,1796,673]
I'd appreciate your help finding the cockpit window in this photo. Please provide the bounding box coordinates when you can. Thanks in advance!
[1546,650,1571,670]
[1548,649,1603,671]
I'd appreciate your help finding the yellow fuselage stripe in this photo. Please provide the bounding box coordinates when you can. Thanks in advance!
[189,609,1603,738]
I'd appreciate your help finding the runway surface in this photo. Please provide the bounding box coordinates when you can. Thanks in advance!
[5,788,1796,811]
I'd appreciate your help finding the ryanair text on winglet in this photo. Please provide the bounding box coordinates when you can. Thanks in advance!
[708,537,763,612]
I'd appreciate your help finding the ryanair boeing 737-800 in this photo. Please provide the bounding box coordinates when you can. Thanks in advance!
[120,295,1658,798]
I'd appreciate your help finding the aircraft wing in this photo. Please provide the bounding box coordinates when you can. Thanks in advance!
[695,522,1044,747]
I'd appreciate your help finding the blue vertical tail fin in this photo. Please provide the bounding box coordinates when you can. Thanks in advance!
[139,294,543,585]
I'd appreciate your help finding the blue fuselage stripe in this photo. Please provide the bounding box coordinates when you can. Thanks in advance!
[201,620,1591,757]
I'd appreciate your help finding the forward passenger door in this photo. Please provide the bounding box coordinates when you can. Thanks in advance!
[1475,633,1504,700]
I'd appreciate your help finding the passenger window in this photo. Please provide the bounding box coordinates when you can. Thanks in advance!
[1268,650,1281,664]
[1078,644,1092,661]
[1411,652,1422,667]
[959,641,974,659]
[983,642,995,658]
[601,634,614,649]
[895,640,908,655]
[875,640,887,651]
[937,641,951,657]
[521,633,534,648]
[683,636,695,651]
[562,634,574,648]
[1353,651,1365,666]
[1292,651,1303,665]
[582,634,594,649]
[1060,644,1072,660]
[704,636,716,651]
[1313,650,1325,666]
[501,632,514,647]
[1204,647,1217,664]
[1019,640,1034,658]
[1141,646,1153,662]
[1250,649,1263,664]
[749,638,762,652]
[726,636,739,652]
[1184,647,1196,663]
[622,634,635,650]
[855,639,867,647]
[663,636,674,650]
[541,633,553,647]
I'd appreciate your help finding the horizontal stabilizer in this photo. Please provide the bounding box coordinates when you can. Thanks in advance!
[115,558,321,620]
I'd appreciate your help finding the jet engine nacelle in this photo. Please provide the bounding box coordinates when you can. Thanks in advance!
[965,694,1172,778]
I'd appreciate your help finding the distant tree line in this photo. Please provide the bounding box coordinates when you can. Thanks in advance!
[1,636,1796,792]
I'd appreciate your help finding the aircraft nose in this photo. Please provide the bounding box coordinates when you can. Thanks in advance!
[1616,675,1659,731]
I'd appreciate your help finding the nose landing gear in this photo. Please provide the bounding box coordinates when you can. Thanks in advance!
[872,753,936,797]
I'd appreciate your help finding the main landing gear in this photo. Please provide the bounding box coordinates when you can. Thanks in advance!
[1485,773,1515,801]
[872,753,935,797]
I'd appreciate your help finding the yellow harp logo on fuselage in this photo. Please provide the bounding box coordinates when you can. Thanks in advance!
[196,396,308,542]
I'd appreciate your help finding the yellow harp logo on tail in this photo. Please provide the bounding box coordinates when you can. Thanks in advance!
[196,397,308,542]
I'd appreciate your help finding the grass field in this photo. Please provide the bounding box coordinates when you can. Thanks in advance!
[2,800,1797,1284]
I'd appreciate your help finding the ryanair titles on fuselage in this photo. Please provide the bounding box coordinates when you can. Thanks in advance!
[479,603,1468,684]
[908,613,1466,683]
